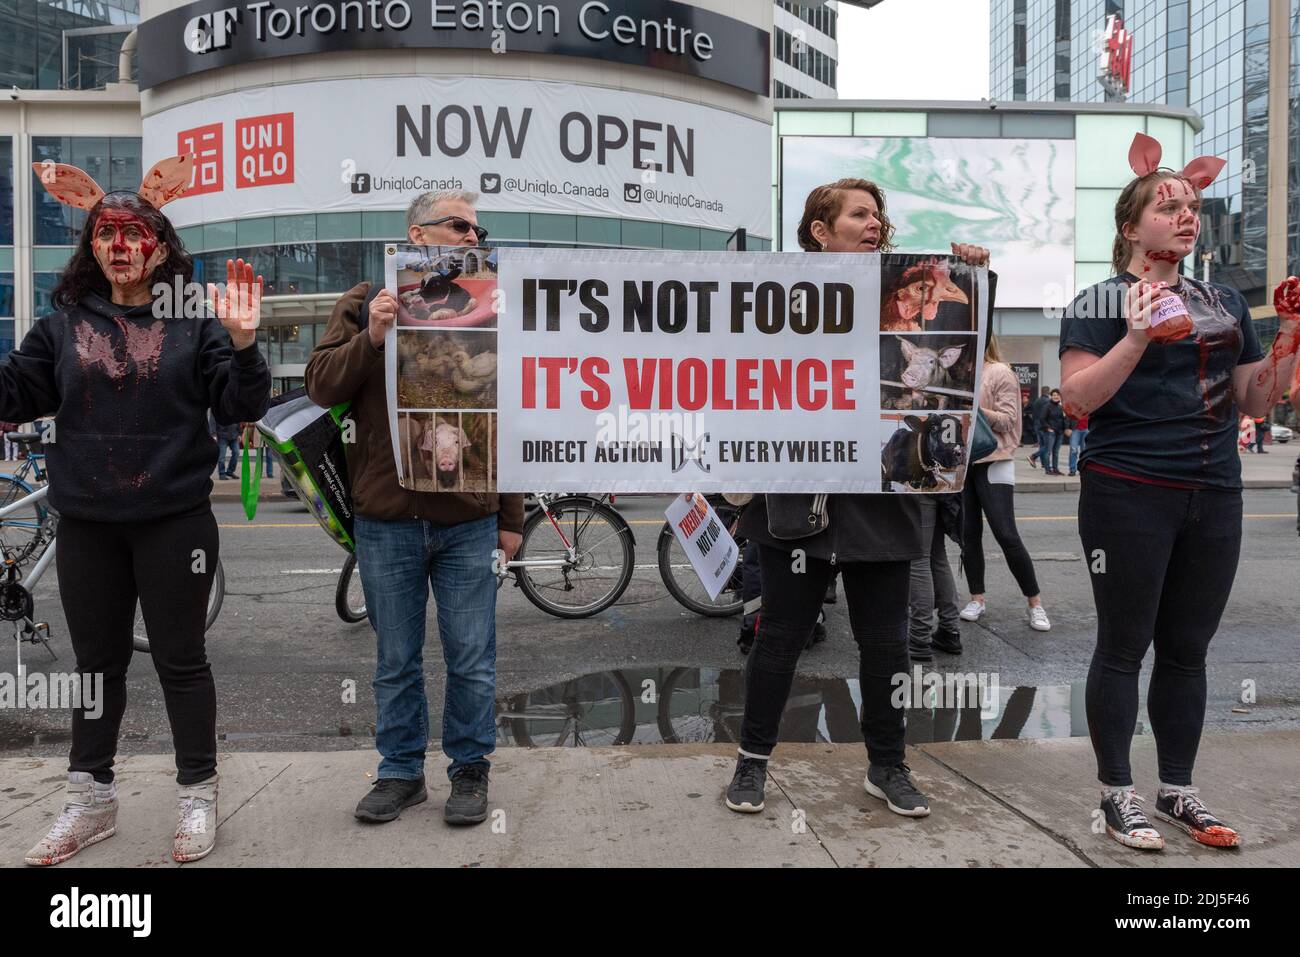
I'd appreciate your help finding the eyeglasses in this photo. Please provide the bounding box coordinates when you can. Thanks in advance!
[417,216,488,243]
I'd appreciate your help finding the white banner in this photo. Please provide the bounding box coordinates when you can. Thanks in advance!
[142,76,771,237]
[489,249,989,494]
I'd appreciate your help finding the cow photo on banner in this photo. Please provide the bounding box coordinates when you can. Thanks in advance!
[385,244,499,492]
[389,249,989,494]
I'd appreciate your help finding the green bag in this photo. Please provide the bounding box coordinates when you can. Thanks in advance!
[241,388,356,551]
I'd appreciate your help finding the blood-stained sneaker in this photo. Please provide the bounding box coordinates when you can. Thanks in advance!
[172,775,218,863]
[1100,788,1163,850]
[24,772,117,866]
[1155,786,1241,848]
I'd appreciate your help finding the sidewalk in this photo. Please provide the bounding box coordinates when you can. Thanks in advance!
[2,731,1294,867]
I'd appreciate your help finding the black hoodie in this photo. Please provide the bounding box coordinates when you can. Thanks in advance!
[0,292,270,522]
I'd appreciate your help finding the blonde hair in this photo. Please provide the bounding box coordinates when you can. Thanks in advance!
[984,332,1004,364]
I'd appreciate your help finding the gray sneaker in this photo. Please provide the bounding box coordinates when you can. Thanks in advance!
[864,763,931,817]
[355,775,428,823]
[24,772,118,866]
[444,765,490,825]
[725,755,768,813]
[173,775,219,863]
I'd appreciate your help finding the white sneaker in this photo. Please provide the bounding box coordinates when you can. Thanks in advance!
[1028,604,1051,631]
[959,601,985,621]
[24,772,117,866]
[172,775,218,863]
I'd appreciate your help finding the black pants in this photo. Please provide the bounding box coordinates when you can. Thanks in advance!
[57,506,220,785]
[1078,470,1241,787]
[961,461,1040,597]
[740,545,910,766]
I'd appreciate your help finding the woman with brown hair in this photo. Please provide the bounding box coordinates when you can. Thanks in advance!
[724,178,986,819]
[1060,133,1298,851]
[1,157,270,865]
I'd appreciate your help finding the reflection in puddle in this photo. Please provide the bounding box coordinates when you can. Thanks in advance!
[496,667,1134,748]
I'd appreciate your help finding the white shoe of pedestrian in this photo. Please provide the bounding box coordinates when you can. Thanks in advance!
[1028,604,1051,632]
[24,772,117,866]
[959,600,985,622]
[172,775,218,863]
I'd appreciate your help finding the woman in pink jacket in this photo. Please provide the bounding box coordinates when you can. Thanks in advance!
[959,335,1051,631]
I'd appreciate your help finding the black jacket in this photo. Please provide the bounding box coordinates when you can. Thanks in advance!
[0,293,270,522]
[1040,401,1066,433]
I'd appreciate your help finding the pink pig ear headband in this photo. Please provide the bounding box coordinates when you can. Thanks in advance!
[29,154,194,212]
[1128,132,1225,189]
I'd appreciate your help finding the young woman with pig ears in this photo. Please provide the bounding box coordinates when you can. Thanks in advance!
[0,157,271,866]
[723,178,989,820]
[1060,133,1299,852]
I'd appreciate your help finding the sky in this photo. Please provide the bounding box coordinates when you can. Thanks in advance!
[835,0,992,101]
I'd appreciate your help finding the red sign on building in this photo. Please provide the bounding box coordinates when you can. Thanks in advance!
[235,112,294,189]
[1099,14,1133,98]
[177,122,223,197]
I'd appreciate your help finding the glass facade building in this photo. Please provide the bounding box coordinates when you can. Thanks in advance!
[990,0,1296,312]
[1,0,138,91]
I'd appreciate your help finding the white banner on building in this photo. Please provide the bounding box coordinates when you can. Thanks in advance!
[142,76,771,237]
[487,249,989,494]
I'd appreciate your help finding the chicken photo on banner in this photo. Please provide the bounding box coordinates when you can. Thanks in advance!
[386,244,498,492]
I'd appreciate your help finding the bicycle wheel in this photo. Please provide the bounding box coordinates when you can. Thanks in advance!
[656,666,726,744]
[0,475,48,566]
[335,552,368,623]
[503,671,637,747]
[514,497,634,619]
[657,511,745,618]
[132,559,225,653]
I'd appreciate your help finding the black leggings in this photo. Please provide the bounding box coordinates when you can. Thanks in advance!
[740,545,910,766]
[961,461,1040,597]
[56,506,220,785]
[1078,470,1242,787]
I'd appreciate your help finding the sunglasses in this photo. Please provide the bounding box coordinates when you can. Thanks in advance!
[418,216,488,243]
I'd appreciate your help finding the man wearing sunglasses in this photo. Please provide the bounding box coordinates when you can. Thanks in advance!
[305,190,523,829]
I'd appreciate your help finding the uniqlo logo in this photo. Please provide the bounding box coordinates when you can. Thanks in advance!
[235,112,294,189]
[178,123,223,196]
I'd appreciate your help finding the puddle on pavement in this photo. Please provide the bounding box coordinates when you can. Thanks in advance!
[495,666,1120,748]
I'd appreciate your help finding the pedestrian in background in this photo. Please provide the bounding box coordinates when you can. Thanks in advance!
[1067,409,1090,476]
[1027,387,1052,467]
[211,412,239,479]
[961,335,1051,632]
[1040,389,1067,474]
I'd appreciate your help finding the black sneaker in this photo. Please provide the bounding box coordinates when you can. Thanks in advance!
[804,615,828,650]
[864,763,930,817]
[444,765,490,825]
[354,775,427,823]
[907,636,933,661]
[725,755,767,813]
[738,622,756,656]
[931,624,963,655]
[1100,789,1163,850]
[1154,787,1240,848]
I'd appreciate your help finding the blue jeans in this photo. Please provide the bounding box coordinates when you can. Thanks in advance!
[1068,427,1089,473]
[216,437,239,476]
[354,513,499,780]
[1037,430,1061,471]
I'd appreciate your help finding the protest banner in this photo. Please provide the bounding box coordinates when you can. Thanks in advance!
[664,493,741,601]
[389,248,989,494]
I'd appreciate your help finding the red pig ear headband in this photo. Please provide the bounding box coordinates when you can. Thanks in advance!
[1128,132,1225,189]
[30,154,194,211]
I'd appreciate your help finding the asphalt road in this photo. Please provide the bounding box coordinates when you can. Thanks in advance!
[2,488,1297,759]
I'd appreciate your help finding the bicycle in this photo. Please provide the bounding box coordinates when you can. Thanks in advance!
[0,431,55,568]
[333,491,746,623]
[0,482,226,660]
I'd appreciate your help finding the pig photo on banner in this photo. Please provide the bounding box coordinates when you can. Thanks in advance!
[477,249,990,495]
[385,244,499,491]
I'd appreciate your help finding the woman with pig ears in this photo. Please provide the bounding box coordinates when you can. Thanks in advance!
[722,179,989,820]
[1059,133,1298,852]
[0,156,271,865]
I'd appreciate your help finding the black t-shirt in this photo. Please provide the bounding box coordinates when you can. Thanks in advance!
[1058,273,1264,489]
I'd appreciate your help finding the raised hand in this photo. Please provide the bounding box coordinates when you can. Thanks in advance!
[209,258,263,350]
[950,242,990,267]
[367,289,398,349]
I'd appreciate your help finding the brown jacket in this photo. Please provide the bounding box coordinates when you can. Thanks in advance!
[304,282,524,533]
[975,361,1023,464]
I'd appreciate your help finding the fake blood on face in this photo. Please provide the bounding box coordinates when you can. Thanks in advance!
[92,209,159,288]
